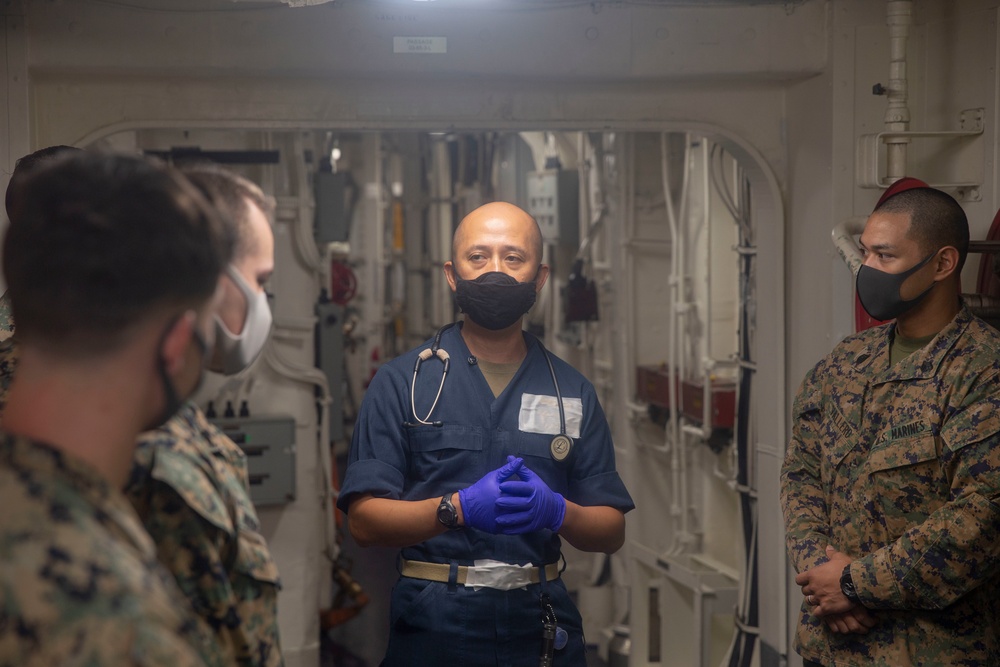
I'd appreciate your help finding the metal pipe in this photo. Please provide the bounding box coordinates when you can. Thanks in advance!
[661,132,695,551]
[661,132,681,464]
[885,0,913,180]
[262,337,338,565]
[624,135,667,454]
[429,138,453,328]
[693,139,713,441]
[831,216,868,276]
[676,135,694,549]
[290,133,322,273]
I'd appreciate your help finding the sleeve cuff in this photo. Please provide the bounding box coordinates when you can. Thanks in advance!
[852,551,903,610]
[567,470,635,512]
[336,458,406,513]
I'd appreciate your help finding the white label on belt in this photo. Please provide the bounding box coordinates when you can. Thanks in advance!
[519,394,583,439]
[465,559,536,591]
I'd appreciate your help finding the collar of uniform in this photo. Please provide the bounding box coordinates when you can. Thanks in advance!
[159,402,234,462]
[187,402,229,455]
[447,321,539,365]
[850,326,889,375]
[0,432,157,558]
[875,304,973,384]
[160,401,202,436]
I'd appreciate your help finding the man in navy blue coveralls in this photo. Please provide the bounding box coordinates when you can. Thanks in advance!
[338,202,634,666]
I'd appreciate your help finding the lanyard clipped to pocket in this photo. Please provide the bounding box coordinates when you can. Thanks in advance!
[538,593,568,666]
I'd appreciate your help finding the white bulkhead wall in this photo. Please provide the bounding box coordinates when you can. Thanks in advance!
[3,1,1000,666]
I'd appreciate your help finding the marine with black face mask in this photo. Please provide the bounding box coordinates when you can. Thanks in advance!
[338,201,634,667]
[781,184,1000,667]
[0,151,233,667]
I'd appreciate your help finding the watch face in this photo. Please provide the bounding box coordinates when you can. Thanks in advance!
[840,569,859,601]
[437,497,457,527]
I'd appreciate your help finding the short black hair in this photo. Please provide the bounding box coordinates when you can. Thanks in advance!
[178,164,273,261]
[4,145,80,222]
[874,187,970,272]
[3,152,235,356]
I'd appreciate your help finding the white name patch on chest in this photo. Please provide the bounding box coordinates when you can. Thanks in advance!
[519,393,583,439]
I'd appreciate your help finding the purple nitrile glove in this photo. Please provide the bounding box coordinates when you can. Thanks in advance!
[495,462,566,534]
[458,455,524,533]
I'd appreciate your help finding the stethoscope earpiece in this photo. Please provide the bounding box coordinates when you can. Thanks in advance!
[410,342,450,427]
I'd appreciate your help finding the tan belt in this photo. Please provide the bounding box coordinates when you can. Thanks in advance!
[401,559,560,587]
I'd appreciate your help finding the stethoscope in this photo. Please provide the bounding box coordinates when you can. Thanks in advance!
[408,323,573,462]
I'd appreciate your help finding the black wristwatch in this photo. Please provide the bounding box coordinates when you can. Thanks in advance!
[840,564,861,604]
[436,493,461,530]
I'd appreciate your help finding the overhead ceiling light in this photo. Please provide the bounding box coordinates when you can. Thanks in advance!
[280,0,336,6]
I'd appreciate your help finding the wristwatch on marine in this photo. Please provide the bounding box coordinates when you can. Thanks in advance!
[840,564,861,604]
[437,493,461,530]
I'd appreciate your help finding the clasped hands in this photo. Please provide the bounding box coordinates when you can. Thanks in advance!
[795,545,877,635]
[458,455,566,534]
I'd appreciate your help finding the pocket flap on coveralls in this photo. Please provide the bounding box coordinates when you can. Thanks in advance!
[150,448,234,535]
[407,425,483,452]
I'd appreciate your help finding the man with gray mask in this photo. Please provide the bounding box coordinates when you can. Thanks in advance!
[781,184,1000,666]
[124,164,283,667]
[0,151,233,666]
[338,201,633,666]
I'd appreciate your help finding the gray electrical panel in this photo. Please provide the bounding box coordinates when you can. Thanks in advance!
[211,416,297,506]
[526,169,579,247]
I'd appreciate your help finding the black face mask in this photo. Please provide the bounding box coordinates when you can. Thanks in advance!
[856,251,937,321]
[151,324,209,429]
[454,269,539,330]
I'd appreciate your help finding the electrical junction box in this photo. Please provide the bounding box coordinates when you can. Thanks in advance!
[526,170,579,247]
[211,415,297,506]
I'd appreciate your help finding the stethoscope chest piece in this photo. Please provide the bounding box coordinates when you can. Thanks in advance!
[549,434,573,462]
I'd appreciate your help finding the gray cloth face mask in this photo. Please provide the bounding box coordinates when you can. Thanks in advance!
[213,266,273,374]
[856,251,937,321]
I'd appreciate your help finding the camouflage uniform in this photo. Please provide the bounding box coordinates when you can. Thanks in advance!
[125,403,283,667]
[0,293,17,419]
[0,338,16,418]
[0,433,226,667]
[0,292,13,343]
[781,305,1000,666]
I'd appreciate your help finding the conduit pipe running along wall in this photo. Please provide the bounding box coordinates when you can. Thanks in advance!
[291,132,324,274]
[831,2,912,278]
[707,144,746,486]
[681,139,715,442]
[263,333,339,567]
[429,137,453,329]
[575,134,610,382]
[660,132,697,554]
[885,0,913,181]
[389,152,406,354]
[620,134,657,438]
[724,162,760,667]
